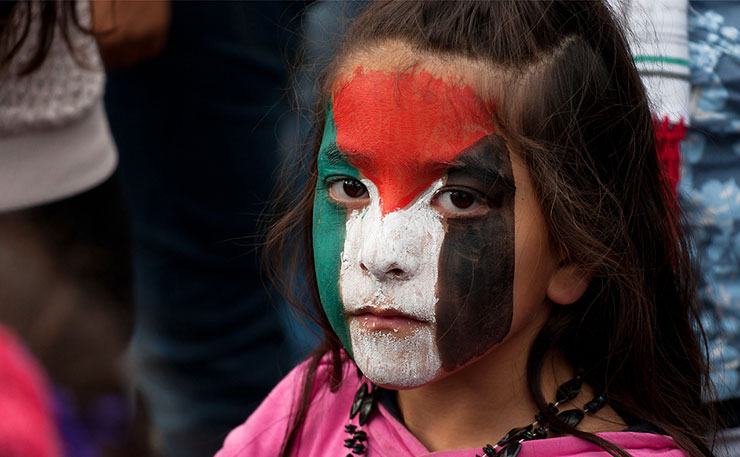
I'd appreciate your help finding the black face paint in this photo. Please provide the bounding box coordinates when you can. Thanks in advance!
[435,134,516,371]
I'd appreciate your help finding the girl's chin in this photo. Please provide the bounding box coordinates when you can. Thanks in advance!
[348,319,443,388]
[346,323,508,389]
[359,341,508,390]
[365,374,442,390]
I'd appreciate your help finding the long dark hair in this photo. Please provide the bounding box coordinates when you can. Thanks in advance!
[0,0,89,75]
[265,2,716,457]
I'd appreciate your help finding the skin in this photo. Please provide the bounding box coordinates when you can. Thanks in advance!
[313,110,357,353]
[313,41,625,451]
[317,66,518,387]
[435,134,515,371]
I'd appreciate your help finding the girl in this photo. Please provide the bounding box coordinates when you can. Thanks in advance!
[218,2,716,457]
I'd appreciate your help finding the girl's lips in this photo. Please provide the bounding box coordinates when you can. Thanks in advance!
[348,308,428,331]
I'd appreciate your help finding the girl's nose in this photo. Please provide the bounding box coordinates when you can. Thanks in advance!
[359,259,408,280]
[357,219,421,282]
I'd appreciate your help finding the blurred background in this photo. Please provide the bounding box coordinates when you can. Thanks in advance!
[0,1,361,456]
[0,1,738,457]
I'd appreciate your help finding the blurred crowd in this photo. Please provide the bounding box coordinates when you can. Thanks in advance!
[0,1,738,457]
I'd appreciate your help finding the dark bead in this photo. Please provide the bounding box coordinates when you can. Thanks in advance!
[497,425,532,446]
[584,396,607,413]
[555,409,585,430]
[503,442,522,457]
[556,378,583,404]
[547,403,559,414]
[345,424,357,433]
[483,444,496,456]
[358,389,378,426]
[354,430,368,441]
[347,455,353,457]
[352,443,366,454]
[351,384,368,419]
[533,427,548,439]
[534,412,546,424]
[344,438,356,447]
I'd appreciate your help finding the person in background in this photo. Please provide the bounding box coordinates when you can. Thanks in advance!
[681,1,740,454]
[609,0,690,197]
[102,2,303,456]
[608,1,740,453]
[0,325,62,457]
[0,1,146,456]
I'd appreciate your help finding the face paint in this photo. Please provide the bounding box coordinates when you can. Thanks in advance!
[341,178,446,386]
[435,135,515,371]
[313,109,358,353]
[333,67,494,214]
[313,67,516,387]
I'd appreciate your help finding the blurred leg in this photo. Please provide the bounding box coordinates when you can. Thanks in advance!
[105,3,300,456]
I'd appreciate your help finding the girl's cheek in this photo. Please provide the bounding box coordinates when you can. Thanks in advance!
[434,146,517,372]
[434,204,516,372]
[313,105,363,355]
[509,156,560,333]
[313,185,354,354]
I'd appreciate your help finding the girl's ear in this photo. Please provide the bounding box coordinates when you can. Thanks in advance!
[546,263,591,305]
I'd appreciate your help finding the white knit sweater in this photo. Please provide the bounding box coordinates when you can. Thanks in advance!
[0,0,116,212]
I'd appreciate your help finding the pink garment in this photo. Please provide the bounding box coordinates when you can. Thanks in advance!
[216,356,687,457]
[0,326,62,457]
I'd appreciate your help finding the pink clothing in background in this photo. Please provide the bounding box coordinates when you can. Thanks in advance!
[216,356,687,457]
[0,326,62,457]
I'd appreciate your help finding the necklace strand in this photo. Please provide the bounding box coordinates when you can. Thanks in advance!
[341,376,607,457]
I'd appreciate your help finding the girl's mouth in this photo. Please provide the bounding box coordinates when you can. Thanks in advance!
[348,307,429,332]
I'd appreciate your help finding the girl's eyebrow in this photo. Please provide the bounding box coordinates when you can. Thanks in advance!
[323,144,350,165]
[324,133,513,189]
[446,134,516,190]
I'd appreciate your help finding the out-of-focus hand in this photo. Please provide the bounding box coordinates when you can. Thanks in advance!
[90,0,171,70]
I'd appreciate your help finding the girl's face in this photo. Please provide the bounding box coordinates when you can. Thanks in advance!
[313,56,577,388]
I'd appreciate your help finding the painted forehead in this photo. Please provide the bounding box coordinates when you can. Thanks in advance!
[330,66,496,213]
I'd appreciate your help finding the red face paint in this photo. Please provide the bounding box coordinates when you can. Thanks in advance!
[333,67,494,214]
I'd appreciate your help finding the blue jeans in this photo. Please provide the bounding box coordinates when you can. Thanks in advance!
[104,3,301,456]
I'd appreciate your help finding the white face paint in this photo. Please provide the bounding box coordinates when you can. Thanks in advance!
[340,178,446,387]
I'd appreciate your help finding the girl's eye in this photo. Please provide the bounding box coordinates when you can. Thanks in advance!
[329,178,369,203]
[448,191,475,209]
[433,190,486,216]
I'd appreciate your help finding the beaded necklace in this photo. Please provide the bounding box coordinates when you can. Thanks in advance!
[341,376,607,457]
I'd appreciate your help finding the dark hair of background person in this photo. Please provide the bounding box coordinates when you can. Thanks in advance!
[263,2,718,457]
[0,0,88,75]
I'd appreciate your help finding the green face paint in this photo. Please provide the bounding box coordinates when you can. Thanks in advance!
[313,105,359,355]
